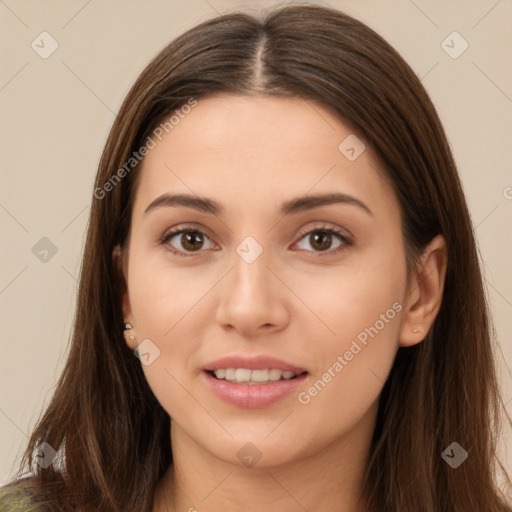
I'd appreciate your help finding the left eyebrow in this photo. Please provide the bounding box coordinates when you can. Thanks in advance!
[143,192,373,217]
[280,193,373,217]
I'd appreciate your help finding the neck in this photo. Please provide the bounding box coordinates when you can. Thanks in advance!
[153,402,377,512]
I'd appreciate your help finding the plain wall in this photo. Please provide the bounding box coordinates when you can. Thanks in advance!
[1,0,511,489]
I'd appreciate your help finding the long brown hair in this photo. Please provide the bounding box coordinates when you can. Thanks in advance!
[3,4,511,511]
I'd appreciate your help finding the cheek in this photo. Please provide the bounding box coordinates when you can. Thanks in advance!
[127,244,214,336]
[125,255,207,419]
[124,249,209,386]
[292,242,406,348]
[291,244,406,412]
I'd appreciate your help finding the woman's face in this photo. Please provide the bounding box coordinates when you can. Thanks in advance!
[121,94,410,467]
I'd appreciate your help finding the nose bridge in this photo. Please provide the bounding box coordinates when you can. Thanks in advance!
[215,236,288,333]
[229,239,274,305]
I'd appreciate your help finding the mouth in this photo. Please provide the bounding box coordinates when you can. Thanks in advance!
[203,369,308,408]
[202,355,309,408]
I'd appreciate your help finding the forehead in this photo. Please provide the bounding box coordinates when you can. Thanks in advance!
[132,94,398,219]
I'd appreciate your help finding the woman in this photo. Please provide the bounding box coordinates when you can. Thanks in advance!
[2,3,511,511]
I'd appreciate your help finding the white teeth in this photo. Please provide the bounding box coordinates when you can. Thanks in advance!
[251,369,270,382]
[214,368,226,379]
[235,368,251,382]
[269,369,282,381]
[212,368,298,384]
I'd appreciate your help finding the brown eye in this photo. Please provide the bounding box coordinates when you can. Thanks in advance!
[161,228,215,255]
[295,229,348,254]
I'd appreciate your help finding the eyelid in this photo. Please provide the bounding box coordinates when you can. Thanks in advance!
[294,222,352,243]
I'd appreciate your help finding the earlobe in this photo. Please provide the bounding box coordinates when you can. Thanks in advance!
[399,234,448,347]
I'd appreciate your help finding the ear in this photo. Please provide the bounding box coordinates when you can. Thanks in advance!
[399,234,448,347]
[112,244,137,349]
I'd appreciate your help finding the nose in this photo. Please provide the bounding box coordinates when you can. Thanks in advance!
[215,248,290,338]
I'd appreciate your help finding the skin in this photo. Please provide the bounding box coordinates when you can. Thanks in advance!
[116,94,447,512]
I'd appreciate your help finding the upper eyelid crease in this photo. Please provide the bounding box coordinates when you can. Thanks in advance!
[143,192,373,217]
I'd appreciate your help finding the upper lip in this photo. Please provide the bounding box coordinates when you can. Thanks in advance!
[204,355,307,374]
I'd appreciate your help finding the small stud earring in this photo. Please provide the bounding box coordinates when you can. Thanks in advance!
[412,328,420,333]
[124,322,136,341]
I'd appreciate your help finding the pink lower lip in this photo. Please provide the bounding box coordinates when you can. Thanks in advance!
[203,371,308,408]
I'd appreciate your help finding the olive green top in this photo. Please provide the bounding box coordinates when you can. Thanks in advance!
[0,485,39,511]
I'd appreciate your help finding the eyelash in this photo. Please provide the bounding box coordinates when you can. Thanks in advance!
[159,224,352,258]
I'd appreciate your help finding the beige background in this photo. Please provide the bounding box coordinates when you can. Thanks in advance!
[1,0,511,488]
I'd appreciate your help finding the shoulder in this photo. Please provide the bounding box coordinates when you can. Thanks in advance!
[0,480,47,512]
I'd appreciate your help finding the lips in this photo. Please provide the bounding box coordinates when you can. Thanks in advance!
[203,355,309,408]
